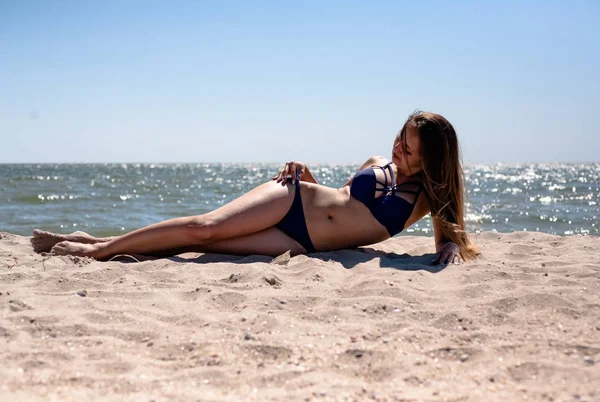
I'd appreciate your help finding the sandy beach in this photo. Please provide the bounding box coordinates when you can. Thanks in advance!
[0,231,598,401]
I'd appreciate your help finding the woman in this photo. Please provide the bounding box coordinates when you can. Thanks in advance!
[31,111,478,264]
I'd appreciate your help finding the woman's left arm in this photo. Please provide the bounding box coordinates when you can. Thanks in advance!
[432,216,461,264]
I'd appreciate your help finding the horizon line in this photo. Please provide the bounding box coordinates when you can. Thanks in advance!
[1,160,598,166]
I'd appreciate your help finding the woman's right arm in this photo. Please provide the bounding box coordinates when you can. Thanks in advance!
[341,156,387,187]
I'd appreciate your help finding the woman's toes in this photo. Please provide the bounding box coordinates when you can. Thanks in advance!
[31,239,45,253]
[33,229,46,238]
[50,241,68,255]
[30,231,62,253]
[50,241,96,257]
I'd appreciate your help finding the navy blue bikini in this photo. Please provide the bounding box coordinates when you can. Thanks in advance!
[350,162,422,236]
[274,163,422,253]
[275,170,316,253]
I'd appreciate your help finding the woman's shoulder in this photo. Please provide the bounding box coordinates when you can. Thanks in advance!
[363,155,389,167]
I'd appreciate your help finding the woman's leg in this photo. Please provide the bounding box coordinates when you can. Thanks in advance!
[34,226,306,257]
[31,230,116,253]
[49,181,301,259]
[154,227,307,257]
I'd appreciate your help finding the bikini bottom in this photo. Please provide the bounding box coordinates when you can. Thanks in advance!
[274,172,316,253]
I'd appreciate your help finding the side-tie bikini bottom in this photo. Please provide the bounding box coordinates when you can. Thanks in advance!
[274,171,316,253]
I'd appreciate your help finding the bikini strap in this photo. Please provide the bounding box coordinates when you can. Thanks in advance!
[393,181,423,204]
[386,163,395,189]
[376,165,389,188]
[412,183,423,204]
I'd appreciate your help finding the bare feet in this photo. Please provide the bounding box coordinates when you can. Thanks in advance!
[50,241,98,258]
[30,230,101,253]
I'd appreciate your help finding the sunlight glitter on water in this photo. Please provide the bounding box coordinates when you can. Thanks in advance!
[1,163,599,237]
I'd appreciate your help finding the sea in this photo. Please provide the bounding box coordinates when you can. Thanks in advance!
[1,163,598,238]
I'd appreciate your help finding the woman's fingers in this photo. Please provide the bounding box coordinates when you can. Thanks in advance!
[287,163,294,184]
[445,253,460,264]
[446,253,459,264]
[278,164,288,185]
[289,163,298,183]
[290,165,297,183]
[274,166,288,184]
[433,251,461,265]
[443,252,452,264]
[280,163,292,186]
[273,162,304,185]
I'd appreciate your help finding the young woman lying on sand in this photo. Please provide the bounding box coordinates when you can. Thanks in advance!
[31,111,478,264]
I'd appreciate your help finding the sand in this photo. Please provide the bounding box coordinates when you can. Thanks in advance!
[0,231,598,401]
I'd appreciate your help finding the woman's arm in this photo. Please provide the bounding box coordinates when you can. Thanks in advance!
[299,165,318,184]
[341,156,387,187]
[273,161,319,185]
[432,215,461,264]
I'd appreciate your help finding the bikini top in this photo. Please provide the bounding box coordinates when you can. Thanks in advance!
[349,162,422,236]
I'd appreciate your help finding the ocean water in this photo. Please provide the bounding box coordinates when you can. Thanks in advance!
[1,163,598,238]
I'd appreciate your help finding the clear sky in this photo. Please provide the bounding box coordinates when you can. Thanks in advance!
[1,1,598,164]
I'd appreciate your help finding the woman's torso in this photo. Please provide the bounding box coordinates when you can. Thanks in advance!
[299,161,430,251]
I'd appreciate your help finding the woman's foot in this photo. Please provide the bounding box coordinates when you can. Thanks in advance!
[50,241,99,258]
[31,230,100,253]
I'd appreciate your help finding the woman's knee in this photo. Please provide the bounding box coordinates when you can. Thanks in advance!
[183,216,216,243]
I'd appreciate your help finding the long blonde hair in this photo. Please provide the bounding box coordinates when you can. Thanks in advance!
[400,111,478,260]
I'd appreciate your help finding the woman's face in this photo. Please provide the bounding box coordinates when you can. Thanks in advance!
[392,125,423,176]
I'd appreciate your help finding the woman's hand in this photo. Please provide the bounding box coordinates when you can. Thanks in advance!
[433,242,461,265]
[272,161,306,185]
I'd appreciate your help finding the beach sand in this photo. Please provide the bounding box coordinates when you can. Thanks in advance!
[0,231,598,401]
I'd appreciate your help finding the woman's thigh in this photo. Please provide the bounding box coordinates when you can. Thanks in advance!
[191,227,306,256]
[200,180,298,242]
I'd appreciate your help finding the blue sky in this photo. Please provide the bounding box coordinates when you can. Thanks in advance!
[1,1,598,164]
